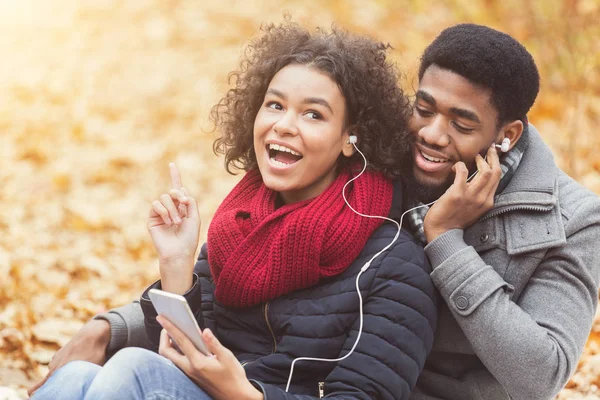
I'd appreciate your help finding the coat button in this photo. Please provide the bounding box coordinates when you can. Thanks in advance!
[455,296,469,310]
[480,233,489,243]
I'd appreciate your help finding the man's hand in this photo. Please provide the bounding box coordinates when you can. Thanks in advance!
[157,316,263,400]
[424,144,501,243]
[148,163,201,294]
[27,319,111,396]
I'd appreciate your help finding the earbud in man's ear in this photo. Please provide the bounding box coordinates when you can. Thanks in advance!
[495,137,511,153]
[347,135,357,145]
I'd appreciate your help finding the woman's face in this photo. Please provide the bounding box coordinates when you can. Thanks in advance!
[253,64,352,204]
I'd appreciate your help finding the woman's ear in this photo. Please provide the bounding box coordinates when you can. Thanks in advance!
[497,120,524,152]
[342,132,356,157]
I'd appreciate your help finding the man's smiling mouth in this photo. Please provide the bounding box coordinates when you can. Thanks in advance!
[414,143,453,175]
[420,150,449,163]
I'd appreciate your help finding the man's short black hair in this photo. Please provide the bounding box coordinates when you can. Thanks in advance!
[418,23,540,127]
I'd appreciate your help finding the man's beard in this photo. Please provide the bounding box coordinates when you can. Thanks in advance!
[404,138,483,204]
[403,161,479,204]
[403,169,453,204]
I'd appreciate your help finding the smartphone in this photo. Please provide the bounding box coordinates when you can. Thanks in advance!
[148,288,211,356]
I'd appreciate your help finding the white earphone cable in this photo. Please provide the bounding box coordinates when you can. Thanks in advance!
[284,139,492,392]
[284,142,436,392]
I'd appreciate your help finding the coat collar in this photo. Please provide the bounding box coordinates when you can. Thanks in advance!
[479,125,559,218]
[489,125,566,255]
[495,125,557,205]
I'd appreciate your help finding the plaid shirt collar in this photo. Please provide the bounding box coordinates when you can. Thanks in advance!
[406,127,530,245]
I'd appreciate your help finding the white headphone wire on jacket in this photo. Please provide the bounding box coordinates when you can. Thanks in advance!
[284,136,437,392]
[285,137,493,391]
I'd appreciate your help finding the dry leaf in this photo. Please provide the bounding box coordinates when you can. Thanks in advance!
[30,319,83,347]
[0,386,25,400]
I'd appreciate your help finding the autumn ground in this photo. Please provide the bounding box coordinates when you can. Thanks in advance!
[0,0,599,399]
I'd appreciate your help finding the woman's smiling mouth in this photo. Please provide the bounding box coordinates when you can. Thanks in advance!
[267,142,303,167]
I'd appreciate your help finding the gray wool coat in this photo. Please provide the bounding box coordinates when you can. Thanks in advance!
[410,126,600,400]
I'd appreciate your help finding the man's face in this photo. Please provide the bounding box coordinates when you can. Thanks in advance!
[407,65,501,203]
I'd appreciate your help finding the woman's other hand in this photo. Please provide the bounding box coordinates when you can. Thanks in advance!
[148,162,200,294]
[157,316,264,400]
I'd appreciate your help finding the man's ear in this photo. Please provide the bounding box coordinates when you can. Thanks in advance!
[342,131,355,157]
[497,120,524,152]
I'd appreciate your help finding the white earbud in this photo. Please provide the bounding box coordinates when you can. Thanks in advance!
[495,137,511,153]
[347,135,357,144]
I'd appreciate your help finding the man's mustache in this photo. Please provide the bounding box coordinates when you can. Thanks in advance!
[415,140,448,156]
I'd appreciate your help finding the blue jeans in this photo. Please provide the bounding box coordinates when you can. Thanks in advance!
[31,348,214,400]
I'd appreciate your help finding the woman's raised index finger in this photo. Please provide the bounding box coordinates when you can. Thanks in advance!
[169,162,183,190]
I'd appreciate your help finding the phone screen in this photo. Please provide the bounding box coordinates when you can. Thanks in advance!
[148,289,211,356]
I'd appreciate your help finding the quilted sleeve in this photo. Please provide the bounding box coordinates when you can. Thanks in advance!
[140,243,214,351]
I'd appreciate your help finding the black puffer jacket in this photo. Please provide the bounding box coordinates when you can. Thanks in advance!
[141,194,438,400]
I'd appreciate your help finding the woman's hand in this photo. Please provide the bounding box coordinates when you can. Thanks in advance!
[157,316,264,400]
[424,145,501,243]
[148,163,201,293]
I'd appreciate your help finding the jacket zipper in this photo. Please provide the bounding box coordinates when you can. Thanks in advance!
[318,381,325,398]
[478,204,553,222]
[241,303,276,369]
[263,302,277,353]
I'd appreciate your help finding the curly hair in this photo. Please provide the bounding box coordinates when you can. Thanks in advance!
[419,24,540,127]
[210,20,413,179]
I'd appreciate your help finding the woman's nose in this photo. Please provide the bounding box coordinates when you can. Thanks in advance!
[273,111,299,136]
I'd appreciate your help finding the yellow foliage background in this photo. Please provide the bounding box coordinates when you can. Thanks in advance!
[0,0,599,398]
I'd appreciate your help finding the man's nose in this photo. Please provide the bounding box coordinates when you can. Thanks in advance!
[418,116,450,148]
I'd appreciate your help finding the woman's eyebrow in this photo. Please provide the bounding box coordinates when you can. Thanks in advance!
[266,88,285,98]
[302,97,333,114]
[266,88,334,114]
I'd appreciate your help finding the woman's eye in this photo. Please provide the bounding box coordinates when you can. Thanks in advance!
[305,111,322,120]
[416,107,433,117]
[267,102,283,110]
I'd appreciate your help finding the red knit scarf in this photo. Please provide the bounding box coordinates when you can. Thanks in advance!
[207,168,392,308]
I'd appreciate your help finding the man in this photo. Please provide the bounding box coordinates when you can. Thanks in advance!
[30,24,600,400]
[404,24,600,400]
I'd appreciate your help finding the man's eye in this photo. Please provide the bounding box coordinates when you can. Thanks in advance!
[267,102,283,110]
[305,111,322,120]
[452,121,474,133]
[416,107,433,117]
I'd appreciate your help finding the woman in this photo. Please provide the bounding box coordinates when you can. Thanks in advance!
[32,21,437,400]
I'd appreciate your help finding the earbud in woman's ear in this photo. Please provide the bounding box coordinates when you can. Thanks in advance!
[495,137,511,153]
[347,135,357,145]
